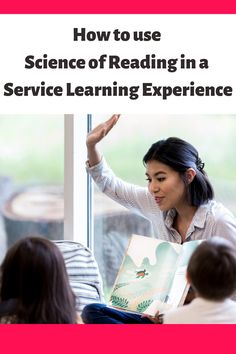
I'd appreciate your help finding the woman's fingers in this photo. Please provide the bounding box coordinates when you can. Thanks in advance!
[87,114,120,145]
[103,114,120,135]
[105,114,120,126]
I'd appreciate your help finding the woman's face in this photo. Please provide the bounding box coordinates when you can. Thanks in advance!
[146,160,187,211]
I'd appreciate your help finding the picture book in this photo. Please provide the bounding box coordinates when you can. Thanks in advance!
[109,235,202,315]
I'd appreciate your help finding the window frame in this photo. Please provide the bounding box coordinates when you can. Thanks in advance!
[64,114,93,248]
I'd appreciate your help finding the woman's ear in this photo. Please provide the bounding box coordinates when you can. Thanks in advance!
[185,168,196,184]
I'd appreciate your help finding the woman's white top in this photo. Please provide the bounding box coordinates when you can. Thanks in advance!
[87,157,236,246]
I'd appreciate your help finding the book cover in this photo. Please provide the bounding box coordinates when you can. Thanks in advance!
[109,235,202,315]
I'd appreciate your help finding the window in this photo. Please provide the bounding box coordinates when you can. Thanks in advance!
[0,115,64,262]
[2,114,235,299]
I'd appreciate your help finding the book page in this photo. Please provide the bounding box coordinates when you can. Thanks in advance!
[163,240,203,308]
[109,235,182,314]
[109,236,203,315]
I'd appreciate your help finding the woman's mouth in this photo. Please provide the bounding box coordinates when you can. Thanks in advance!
[154,197,164,204]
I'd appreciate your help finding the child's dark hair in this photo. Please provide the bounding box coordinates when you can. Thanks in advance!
[0,236,76,323]
[187,237,236,301]
[143,137,214,207]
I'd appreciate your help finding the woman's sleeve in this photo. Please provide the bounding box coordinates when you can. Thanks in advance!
[213,210,236,247]
[86,157,155,216]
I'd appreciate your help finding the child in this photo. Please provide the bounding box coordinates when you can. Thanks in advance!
[0,236,79,323]
[163,237,236,324]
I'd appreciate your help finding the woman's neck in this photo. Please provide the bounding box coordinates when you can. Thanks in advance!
[173,204,197,241]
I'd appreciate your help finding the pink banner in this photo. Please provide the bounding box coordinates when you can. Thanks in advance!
[0,0,236,13]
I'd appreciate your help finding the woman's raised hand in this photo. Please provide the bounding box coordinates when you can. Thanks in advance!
[86,114,120,167]
[86,114,120,148]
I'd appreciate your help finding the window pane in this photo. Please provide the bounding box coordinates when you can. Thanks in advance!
[92,114,236,299]
[0,115,64,262]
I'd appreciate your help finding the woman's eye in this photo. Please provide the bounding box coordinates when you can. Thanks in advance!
[146,178,151,182]
[157,177,165,182]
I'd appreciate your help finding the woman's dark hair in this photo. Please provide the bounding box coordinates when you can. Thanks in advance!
[0,236,76,324]
[187,237,236,301]
[143,137,214,206]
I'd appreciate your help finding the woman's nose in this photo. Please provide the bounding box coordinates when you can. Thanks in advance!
[149,181,160,194]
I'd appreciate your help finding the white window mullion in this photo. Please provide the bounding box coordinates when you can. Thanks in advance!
[64,114,92,247]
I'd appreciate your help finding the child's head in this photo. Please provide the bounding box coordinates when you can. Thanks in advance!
[187,237,236,301]
[0,236,76,323]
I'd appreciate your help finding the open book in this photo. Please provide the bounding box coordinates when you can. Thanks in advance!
[108,235,202,316]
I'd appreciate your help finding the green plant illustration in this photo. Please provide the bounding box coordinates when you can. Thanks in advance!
[136,299,153,313]
[110,295,129,309]
[113,282,129,291]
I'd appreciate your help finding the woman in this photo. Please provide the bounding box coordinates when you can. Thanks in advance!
[82,114,236,324]
[0,236,79,324]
